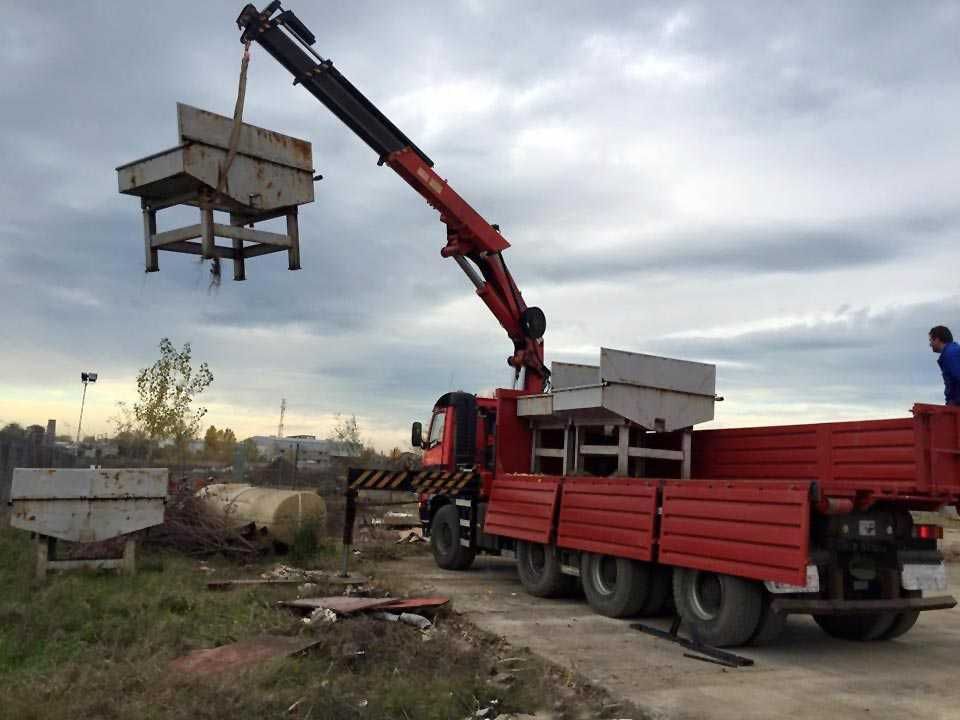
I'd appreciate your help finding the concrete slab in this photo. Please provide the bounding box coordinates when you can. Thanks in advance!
[384,554,960,720]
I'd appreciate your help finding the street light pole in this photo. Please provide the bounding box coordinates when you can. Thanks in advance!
[76,371,98,452]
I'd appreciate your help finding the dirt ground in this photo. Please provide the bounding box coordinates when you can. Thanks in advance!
[379,548,960,720]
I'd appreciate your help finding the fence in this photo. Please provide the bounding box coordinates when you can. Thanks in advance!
[0,430,77,509]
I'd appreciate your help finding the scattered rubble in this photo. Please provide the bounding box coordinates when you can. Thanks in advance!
[259,563,326,582]
[397,612,432,630]
[207,578,303,590]
[304,608,338,625]
[147,485,258,560]
[396,530,426,544]
[280,596,396,615]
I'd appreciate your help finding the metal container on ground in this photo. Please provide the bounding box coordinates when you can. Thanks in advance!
[9,468,168,578]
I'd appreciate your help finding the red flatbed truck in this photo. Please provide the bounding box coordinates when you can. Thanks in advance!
[237,4,958,647]
[367,381,959,647]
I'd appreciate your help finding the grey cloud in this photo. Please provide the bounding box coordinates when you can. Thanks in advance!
[3,1,960,443]
[640,297,960,410]
[528,207,960,283]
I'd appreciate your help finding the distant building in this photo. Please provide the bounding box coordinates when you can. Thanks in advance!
[81,441,120,459]
[245,435,360,466]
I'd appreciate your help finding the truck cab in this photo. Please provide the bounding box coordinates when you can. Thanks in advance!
[413,391,496,472]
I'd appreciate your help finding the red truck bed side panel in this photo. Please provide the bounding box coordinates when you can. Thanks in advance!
[484,474,560,545]
[556,478,658,561]
[659,481,810,586]
[692,405,960,501]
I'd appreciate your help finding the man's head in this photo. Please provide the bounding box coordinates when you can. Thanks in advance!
[929,325,953,353]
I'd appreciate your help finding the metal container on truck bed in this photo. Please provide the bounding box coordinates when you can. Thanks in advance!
[517,347,716,432]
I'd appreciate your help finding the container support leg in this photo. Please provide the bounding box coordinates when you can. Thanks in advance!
[142,205,159,272]
[339,489,357,577]
[286,209,301,271]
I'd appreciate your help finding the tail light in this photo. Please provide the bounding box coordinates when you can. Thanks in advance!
[912,524,943,540]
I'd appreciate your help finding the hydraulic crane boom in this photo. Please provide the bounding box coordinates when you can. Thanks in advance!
[236,3,549,393]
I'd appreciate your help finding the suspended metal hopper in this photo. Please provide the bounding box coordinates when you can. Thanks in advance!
[116,103,316,280]
[517,348,716,432]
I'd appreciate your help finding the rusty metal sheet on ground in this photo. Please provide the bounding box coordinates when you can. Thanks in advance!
[278,596,396,614]
[169,635,320,676]
[377,596,449,611]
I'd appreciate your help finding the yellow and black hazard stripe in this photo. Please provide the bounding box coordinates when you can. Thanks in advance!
[346,468,479,496]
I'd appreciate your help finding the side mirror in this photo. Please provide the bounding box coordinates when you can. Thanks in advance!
[411,421,423,448]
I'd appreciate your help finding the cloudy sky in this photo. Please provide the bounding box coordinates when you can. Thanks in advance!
[1,1,958,449]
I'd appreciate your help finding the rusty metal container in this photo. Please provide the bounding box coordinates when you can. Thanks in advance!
[116,103,316,280]
[10,468,167,543]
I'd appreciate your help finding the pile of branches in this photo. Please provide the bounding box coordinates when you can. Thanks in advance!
[146,483,259,560]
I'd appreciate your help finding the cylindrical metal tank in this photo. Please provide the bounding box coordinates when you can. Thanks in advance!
[198,483,326,545]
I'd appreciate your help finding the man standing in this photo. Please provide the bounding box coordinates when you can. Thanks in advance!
[929,325,960,406]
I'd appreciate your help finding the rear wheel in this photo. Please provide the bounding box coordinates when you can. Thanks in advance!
[516,541,574,597]
[813,613,896,641]
[880,611,920,640]
[638,565,672,616]
[580,553,649,617]
[673,568,763,647]
[880,589,921,640]
[430,504,475,570]
[748,597,787,646]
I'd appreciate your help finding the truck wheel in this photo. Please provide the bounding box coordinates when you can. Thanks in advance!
[748,597,787,646]
[880,611,919,640]
[880,589,921,640]
[673,568,762,647]
[813,613,896,641]
[430,504,475,571]
[516,541,573,597]
[638,565,672,616]
[580,553,649,617]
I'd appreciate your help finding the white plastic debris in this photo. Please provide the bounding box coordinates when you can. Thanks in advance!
[304,607,338,625]
[372,612,400,622]
[398,612,432,630]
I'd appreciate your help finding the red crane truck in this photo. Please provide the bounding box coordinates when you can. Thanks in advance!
[237,3,959,647]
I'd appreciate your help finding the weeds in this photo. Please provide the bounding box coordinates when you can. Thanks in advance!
[0,528,584,719]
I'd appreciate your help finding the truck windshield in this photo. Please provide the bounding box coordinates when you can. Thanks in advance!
[427,409,446,448]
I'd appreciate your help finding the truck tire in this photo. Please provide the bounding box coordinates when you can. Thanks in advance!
[748,597,787,646]
[638,565,672,616]
[430,504,475,571]
[880,611,920,640]
[516,541,573,597]
[813,613,896,641]
[673,568,763,647]
[880,589,921,640]
[580,553,649,617]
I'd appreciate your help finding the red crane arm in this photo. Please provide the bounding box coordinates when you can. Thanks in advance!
[236,3,548,392]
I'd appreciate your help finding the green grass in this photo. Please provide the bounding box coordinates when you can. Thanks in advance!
[0,529,579,720]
